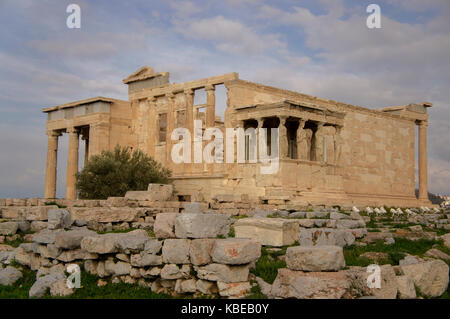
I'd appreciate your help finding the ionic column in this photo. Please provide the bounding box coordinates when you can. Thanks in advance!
[166,93,176,168]
[44,130,60,199]
[205,85,215,128]
[418,121,428,201]
[278,116,288,159]
[185,89,194,168]
[66,127,79,200]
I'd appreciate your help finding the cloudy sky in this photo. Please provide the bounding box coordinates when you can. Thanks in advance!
[0,0,449,198]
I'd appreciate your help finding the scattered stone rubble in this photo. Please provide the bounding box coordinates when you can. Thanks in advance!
[0,189,449,299]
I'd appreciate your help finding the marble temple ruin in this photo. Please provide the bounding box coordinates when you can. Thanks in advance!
[42,66,432,207]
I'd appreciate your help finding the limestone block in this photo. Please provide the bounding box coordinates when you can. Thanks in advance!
[189,239,216,265]
[81,234,118,254]
[271,268,350,299]
[50,278,74,297]
[29,272,66,298]
[54,228,97,249]
[183,202,203,214]
[217,281,251,297]
[194,264,249,283]
[162,239,190,264]
[285,246,345,272]
[154,213,179,239]
[234,218,299,247]
[70,207,144,223]
[30,221,47,232]
[105,260,131,276]
[401,260,449,297]
[0,266,22,286]
[160,264,190,280]
[396,275,416,299]
[47,209,72,230]
[56,249,98,262]
[211,238,261,265]
[298,228,355,247]
[175,279,197,294]
[130,252,162,267]
[125,184,173,201]
[174,214,230,239]
[0,222,18,235]
[32,229,64,245]
[296,219,315,228]
[336,219,366,229]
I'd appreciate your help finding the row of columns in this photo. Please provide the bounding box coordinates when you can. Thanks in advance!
[44,126,89,200]
[244,116,341,163]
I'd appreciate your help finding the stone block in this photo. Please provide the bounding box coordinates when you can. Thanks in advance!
[154,213,179,239]
[271,268,350,299]
[47,209,72,230]
[174,214,230,239]
[211,238,261,265]
[0,222,18,235]
[189,239,216,265]
[234,218,299,247]
[194,264,249,283]
[298,228,355,247]
[162,239,190,264]
[183,202,203,214]
[286,246,345,272]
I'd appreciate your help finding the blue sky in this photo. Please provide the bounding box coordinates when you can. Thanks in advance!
[0,0,449,198]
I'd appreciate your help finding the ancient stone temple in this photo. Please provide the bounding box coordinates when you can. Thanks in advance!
[43,66,432,207]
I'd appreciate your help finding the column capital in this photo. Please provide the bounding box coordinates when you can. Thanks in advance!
[184,88,194,96]
[418,120,428,128]
[148,96,158,103]
[298,118,307,128]
[167,92,176,100]
[204,84,215,92]
[46,130,61,137]
[279,115,288,125]
[66,127,79,135]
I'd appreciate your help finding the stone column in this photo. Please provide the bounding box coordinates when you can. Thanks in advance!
[314,122,325,162]
[166,93,176,168]
[205,85,215,128]
[66,127,79,200]
[418,121,428,201]
[44,130,60,199]
[296,119,306,160]
[278,116,288,159]
[184,89,194,172]
[334,125,342,165]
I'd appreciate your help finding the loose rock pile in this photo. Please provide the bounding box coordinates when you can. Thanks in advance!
[1,193,449,299]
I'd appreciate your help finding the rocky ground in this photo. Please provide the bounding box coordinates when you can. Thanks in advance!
[0,203,449,299]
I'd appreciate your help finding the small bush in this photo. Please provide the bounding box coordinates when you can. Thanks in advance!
[76,146,171,199]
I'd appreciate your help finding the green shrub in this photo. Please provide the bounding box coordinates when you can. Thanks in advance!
[76,146,171,199]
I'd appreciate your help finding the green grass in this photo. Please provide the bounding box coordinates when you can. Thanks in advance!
[245,280,268,299]
[344,238,448,267]
[0,267,174,299]
[250,246,288,284]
